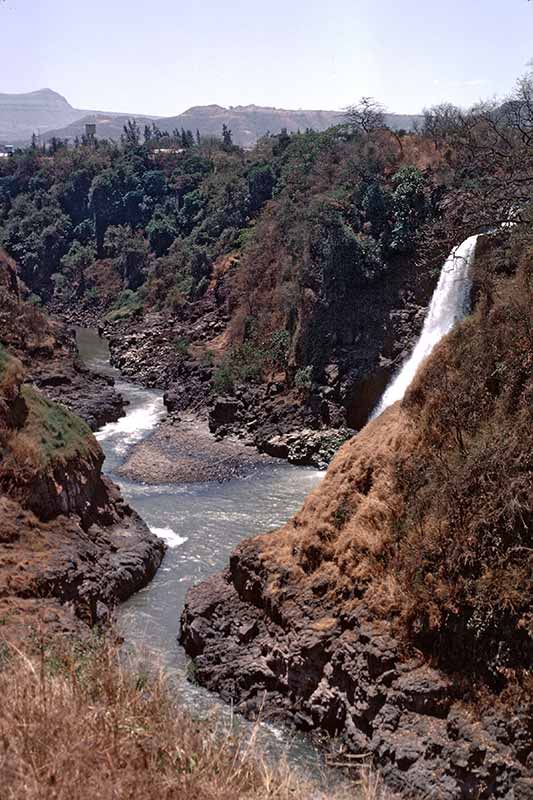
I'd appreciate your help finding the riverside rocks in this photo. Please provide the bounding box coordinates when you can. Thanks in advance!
[0,256,125,431]
[181,403,533,799]
[180,545,533,800]
[0,493,165,639]
[0,321,165,642]
[259,428,353,470]
[32,361,125,431]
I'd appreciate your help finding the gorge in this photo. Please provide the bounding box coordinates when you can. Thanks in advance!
[1,78,532,799]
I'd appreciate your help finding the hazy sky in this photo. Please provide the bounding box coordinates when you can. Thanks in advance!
[1,0,532,116]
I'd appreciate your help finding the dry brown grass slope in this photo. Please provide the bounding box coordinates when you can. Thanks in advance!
[244,224,533,697]
[0,638,386,800]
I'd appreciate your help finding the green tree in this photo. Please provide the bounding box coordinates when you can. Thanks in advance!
[247,163,275,214]
[222,124,233,150]
[142,170,167,199]
[146,213,177,257]
[390,166,428,253]
[104,225,149,289]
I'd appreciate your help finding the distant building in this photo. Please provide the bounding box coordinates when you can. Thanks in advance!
[151,147,185,157]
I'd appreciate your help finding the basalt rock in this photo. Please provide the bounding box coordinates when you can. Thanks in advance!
[209,396,245,430]
[32,361,125,431]
[180,546,532,800]
[0,253,125,430]
[181,403,533,799]
[258,427,354,469]
[0,342,165,642]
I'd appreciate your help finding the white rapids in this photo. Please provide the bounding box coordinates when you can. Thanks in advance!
[95,395,165,455]
[149,526,189,549]
[372,234,478,418]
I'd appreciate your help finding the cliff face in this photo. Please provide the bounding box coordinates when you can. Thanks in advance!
[0,317,165,642]
[0,250,124,429]
[180,228,533,798]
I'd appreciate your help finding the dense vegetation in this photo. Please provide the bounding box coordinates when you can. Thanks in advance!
[2,80,532,407]
[0,114,441,390]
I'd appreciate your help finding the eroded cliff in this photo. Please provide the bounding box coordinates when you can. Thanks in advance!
[180,228,533,798]
[0,316,165,642]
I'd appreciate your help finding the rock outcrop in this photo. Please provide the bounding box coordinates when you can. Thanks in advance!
[181,406,533,799]
[0,249,125,430]
[181,230,533,799]
[0,337,165,642]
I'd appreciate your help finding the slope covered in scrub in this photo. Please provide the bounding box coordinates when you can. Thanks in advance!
[0,637,377,800]
[181,224,533,798]
[0,248,124,429]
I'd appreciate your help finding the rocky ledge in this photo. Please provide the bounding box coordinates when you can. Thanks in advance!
[0,489,165,640]
[0,250,125,431]
[180,547,532,800]
[0,340,165,642]
[180,403,533,800]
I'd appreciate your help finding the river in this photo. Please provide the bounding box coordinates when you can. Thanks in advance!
[76,327,329,771]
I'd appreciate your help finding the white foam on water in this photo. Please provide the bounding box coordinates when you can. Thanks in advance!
[372,234,479,418]
[150,526,189,548]
[96,396,165,454]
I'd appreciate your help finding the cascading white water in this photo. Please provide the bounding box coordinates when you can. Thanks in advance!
[372,234,479,419]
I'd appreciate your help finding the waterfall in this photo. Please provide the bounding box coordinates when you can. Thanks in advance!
[372,234,479,419]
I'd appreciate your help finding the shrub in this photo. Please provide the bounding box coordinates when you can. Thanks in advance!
[266,329,290,371]
[105,289,143,322]
[294,365,313,391]
[212,362,235,394]
[212,342,266,394]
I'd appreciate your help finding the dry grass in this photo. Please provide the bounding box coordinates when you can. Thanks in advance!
[0,637,384,800]
[250,225,533,700]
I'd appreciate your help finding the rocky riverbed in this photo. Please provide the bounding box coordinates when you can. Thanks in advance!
[117,414,276,483]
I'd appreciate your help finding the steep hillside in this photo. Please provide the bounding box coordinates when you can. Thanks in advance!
[0,249,124,429]
[0,120,444,464]
[180,225,533,799]
[2,77,530,470]
[0,324,165,642]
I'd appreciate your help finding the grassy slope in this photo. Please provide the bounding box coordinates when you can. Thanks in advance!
[252,224,533,701]
[0,637,386,800]
[20,384,96,466]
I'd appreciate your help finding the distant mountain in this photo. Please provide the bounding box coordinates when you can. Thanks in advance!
[157,104,345,148]
[0,89,86,142]
[158,105,421,148]
[39,112,157,146]
[0,88,156,145]
[0,89,422,148]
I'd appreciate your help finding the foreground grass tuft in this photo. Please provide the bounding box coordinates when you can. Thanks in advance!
[0,637,385,800]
